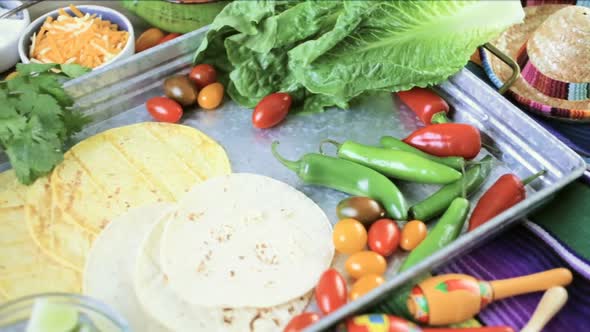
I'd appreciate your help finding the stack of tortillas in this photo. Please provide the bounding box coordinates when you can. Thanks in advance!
[0,170,80,300]
[0,122,333,330]
[84,173,333,331]
[0,124,224,301]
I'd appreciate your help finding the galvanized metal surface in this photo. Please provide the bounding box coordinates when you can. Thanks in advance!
[3,27,585,330]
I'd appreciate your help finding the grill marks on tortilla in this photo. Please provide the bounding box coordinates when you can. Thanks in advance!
[26,176,96,272]
[28,123,230,271]
[52,123,231,233]
[0,170,81,300]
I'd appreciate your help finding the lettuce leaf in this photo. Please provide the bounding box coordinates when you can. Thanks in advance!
[195,0,524,112]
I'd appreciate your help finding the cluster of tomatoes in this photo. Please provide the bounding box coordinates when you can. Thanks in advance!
[139,25,296,129]
[145,64,223,123]
[145,58,294,128]
[284,196,428,332]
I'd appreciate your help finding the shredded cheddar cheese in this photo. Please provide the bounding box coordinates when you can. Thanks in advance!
[30,5,129,68]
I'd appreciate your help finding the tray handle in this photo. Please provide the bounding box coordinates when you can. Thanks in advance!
[481,43,520,95]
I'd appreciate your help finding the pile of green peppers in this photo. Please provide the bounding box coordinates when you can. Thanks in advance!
[272,137,493,266]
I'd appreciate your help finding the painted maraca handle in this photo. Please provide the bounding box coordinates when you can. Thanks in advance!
[490,268,572,300]
[423,327,514,332]
[520,287,568,332]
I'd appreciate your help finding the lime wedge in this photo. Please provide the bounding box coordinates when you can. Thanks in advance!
[26,299,79,332]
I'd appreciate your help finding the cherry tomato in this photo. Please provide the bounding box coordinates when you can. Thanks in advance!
[336,197,385,226]
[163,75,198,106]
[333,219,367,255]
[400,220,427,251]
[397,87,449,125]
[283,312,320,332]
[157,33,182,45]
[146,97,183,123]
[189,64,217,89]
[5,72,18,80]
[252,93,292,129]
[367,219,400,257]
[349,274,384,301]
[315,269,347,315]
[197,82,224,110]
[136,28,165,52]
[345,251,387,279]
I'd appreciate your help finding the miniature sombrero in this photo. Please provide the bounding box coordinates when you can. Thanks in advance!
[481,2,590,122]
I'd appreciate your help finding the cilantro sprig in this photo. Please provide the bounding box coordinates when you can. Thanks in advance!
[0,63,91,184]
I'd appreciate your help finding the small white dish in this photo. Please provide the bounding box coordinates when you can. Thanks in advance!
[0,1,31,72]
[18,5,135,71]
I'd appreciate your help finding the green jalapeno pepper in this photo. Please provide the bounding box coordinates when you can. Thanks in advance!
[380,136,465,171]
[411,155,493,221]
[322,140,462,185]
[399,197,470,272]
[272,141,408,220]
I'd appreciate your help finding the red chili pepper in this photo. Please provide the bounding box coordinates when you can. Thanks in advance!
[403,123,481,159]
[284,312,320,332]
[397,87,450,125]
[468,170,546,231]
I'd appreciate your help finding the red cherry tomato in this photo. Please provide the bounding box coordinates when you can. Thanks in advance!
[397,87,450,125]
[158,33,182,45]
[189,64,217,89]
[315,268,347,315]
[146,97,183,123]
[252,93,292,129]
[367,219,400,257]
[283,312,320,332]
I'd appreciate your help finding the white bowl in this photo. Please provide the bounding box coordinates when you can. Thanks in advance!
[0,1,31,72]
[18,5,135,70]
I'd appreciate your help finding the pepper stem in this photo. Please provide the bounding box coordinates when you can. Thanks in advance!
[319,139,341,155]
[466,156,495,167]
[430,111,450,124]
[271,141,301,173]
[522,169,547,186]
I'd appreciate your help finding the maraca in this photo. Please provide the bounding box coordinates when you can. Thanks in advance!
[377,268,572,326]
[521,286,568,332]
[338,314,513,332]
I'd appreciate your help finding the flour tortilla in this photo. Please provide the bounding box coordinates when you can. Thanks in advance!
[0,171,80,301]
[135,215,311,331]
[161,173,334,308]
[26,122,231,271]
[83,204,173,332]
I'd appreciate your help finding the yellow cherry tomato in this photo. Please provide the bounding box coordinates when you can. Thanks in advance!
[136,28,165,52]
[197,82,224,110]
[4,72,18,80]
[333,219,367,254]
[349,274,384,301]
[400,220,428,251]
[345,251,386,279]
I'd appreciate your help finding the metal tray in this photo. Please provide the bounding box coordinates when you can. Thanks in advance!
[6,27,587,330]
